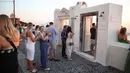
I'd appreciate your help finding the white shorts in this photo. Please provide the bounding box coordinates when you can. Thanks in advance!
[91,39,96,44]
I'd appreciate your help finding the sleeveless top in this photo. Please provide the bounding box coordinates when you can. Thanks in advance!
[118,36,127,43]
[26,31,35,46]
[39,32,49,48]
[0,36,18,73]
[66,32,73,42]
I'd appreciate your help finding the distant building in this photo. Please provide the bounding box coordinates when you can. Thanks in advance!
[10,13,28,26]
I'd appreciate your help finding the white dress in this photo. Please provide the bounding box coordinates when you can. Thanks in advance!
[66,32,73,57]
[26,33,35,61]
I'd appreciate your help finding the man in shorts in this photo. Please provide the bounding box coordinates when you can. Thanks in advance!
[90,23,96,55]
[46,22,60,61]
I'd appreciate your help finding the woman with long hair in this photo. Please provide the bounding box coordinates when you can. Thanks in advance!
[118,27,129,43]
[26,22,40,73]
[66,26,74,60]
[0,14,20,73]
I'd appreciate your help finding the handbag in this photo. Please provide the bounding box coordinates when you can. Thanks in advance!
[69,42,74,46]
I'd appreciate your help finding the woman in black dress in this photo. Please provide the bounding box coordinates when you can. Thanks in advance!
[0,15,20,73]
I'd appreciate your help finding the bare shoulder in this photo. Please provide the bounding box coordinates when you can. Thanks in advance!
[0,35,6,43]
[27,30,33,37]
[0,35,4,40]
[14,30,20,37]
[14,29,20,35]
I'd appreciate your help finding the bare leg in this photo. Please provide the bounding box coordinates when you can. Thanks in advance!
[90,44,94,51]
[90,44,94,54]
[49,48,53,59]
[53,49,56,59]
[27,59,34,71]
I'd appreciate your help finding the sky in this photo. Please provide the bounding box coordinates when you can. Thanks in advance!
[0,0,130,26]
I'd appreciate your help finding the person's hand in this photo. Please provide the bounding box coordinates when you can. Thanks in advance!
[38,33,42,38]
[46,36,48,39]
[48,33,52,36]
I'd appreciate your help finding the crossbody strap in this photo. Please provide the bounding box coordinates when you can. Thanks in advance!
[2,36,17,50]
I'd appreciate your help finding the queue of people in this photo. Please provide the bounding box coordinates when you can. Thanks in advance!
[0,14,61,73]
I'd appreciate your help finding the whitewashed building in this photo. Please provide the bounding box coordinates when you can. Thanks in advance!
[54,1,129,71]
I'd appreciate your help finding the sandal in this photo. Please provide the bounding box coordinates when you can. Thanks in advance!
[44,68,50,71]
[30,68,37,73]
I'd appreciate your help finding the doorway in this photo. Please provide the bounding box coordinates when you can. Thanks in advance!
[80,12,98,59]
[57,19,69,45]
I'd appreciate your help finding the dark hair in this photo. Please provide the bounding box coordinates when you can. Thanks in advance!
[27,22,33,29]
[49,22,54,25]
[46,25,49,27]
[120,27,126,35]
[66,26,72,38]
[35,25,39,30]
[39,26,44,30]
[92,23,95,27]
[28,22,32,24]
[64,25,67,29]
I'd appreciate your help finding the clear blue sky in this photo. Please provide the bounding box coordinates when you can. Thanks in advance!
[0,0,130,25]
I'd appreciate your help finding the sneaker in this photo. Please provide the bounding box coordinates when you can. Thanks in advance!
[44,68,50,71]
[30,68,37,73]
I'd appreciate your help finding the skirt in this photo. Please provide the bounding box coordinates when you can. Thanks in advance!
[0,48,18,73]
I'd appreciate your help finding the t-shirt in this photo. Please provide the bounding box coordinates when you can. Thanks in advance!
[46,26,57,42]
[90,27,96,39]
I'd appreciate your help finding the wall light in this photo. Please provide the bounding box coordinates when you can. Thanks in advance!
[99,12,104,17]
[74,15,78,19]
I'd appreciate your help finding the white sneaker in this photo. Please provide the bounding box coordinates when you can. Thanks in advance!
[44,68,50,71]
[30,68,37,73]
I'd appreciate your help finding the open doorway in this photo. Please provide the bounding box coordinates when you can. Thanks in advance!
[80,12,98,58]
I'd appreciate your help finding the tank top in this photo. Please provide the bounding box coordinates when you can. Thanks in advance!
[26,31,35,45]
[66,32,73,42]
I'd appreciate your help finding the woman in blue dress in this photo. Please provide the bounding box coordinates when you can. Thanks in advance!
[39,26,50,71]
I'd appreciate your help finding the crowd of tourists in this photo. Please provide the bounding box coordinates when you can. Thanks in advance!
[0,14,74,73]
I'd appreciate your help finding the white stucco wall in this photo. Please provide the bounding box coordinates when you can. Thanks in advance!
[55,3,128,71]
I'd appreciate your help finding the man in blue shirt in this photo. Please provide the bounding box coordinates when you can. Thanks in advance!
[61,25,67,58]
[46,22,60,61]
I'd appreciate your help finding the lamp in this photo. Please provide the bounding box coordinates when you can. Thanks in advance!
[74,15,78,19]
[99,12,104,17]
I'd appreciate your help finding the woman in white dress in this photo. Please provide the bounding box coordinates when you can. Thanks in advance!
[66,26,74,60]
[26,22,40,73]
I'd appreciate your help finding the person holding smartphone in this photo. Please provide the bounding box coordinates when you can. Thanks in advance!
[39,26,50,71]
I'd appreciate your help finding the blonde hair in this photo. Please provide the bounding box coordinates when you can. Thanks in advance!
[0,14,18,41]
